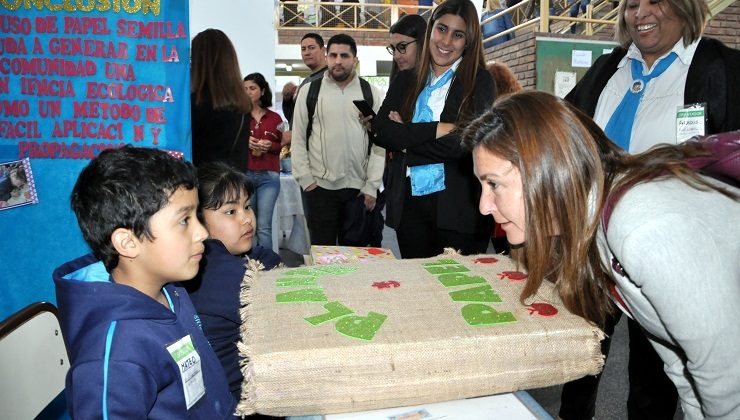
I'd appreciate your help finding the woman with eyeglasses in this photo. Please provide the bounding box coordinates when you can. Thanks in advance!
[372,0,497,258]
[387,14,427,80]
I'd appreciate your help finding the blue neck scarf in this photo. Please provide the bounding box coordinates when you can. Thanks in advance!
[407,67,456,196]
[603,52,678,150]
[412,67,456,123]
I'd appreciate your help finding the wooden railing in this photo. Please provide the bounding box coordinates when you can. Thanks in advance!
[276,0,733,45]
[481,0,618,46]
[276,1,435,31]
[482,0,733,46]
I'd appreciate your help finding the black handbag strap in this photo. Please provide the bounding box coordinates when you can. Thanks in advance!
[230,114,246,156]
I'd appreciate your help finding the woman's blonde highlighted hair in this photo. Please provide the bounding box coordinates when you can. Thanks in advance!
[615,0,710,48]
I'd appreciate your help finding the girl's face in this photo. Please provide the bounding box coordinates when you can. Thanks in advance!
[390,33,419,71]
[473,147,526,245]
[244,80,263,106]
[202,188,255,255]
[429,13,468,76]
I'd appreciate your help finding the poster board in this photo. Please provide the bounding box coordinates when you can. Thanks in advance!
[0,1,191,319]
[535,37,618,96]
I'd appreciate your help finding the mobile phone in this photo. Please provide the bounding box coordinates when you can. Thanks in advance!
[353,100,376,119]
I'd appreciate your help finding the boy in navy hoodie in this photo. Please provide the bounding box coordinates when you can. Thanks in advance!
[53,146,236,419]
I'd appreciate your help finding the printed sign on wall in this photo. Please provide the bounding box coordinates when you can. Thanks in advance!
[1,1,189,158]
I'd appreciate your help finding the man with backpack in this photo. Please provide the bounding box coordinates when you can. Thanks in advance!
[282,33,328,126]
[291,34,385,246]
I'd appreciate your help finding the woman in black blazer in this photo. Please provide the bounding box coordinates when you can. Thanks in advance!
[373,0,495,258]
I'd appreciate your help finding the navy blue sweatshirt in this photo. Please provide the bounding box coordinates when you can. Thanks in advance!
[53,253,236,419]
[185,240,281,400]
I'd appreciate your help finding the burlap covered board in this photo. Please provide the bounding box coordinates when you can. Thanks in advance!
[236,251,604,416]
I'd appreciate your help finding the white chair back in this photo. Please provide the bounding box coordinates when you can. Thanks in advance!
[0,302,69,420]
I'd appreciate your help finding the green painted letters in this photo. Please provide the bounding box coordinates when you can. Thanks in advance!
[438,273,487,287]
[422,258,459,267]
[305,301,354,325]
[283,268,317,276]
[276,288,328,303]
[461,304,516,326]
[335,312,388,341]
[424,264,470,275]
[449,285,502,302]
[276,276,318,287]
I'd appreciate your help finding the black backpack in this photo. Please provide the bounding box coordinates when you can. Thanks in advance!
[304,77,374,152]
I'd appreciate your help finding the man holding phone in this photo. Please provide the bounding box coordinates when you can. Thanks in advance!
[291,33,385,246]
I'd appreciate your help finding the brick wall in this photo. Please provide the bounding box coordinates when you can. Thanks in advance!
[484,32,537,89]
[704,0,740,49]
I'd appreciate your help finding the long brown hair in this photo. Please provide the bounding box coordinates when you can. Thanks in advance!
[190,29,251,113]
[462,91,737,326]
[399,0,485,124]
[485,61,522,97]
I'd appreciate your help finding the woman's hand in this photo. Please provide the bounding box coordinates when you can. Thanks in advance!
[258,139,271,152]
[248,136,260,150]
[388,111,403,123]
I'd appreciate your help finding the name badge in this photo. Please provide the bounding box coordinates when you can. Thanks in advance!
[676,103,706,142]
[167,335,205,410]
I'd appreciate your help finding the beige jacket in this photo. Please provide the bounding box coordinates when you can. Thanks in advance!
[291,72,385,197]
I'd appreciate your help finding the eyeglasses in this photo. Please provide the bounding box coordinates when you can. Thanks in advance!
[386,40,417,55]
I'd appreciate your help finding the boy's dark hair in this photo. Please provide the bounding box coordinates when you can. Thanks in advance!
[301,32,324,48]
[243,72,273,108]
[327,33,357,57]
[196,161,255,223]
[71,146,198,271]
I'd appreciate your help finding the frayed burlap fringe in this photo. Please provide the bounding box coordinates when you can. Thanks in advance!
[235,258,263,417]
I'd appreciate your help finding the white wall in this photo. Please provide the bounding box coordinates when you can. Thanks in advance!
[189,0,277,92]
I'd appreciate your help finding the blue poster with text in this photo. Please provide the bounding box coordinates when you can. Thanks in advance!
[0,0,191,319]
